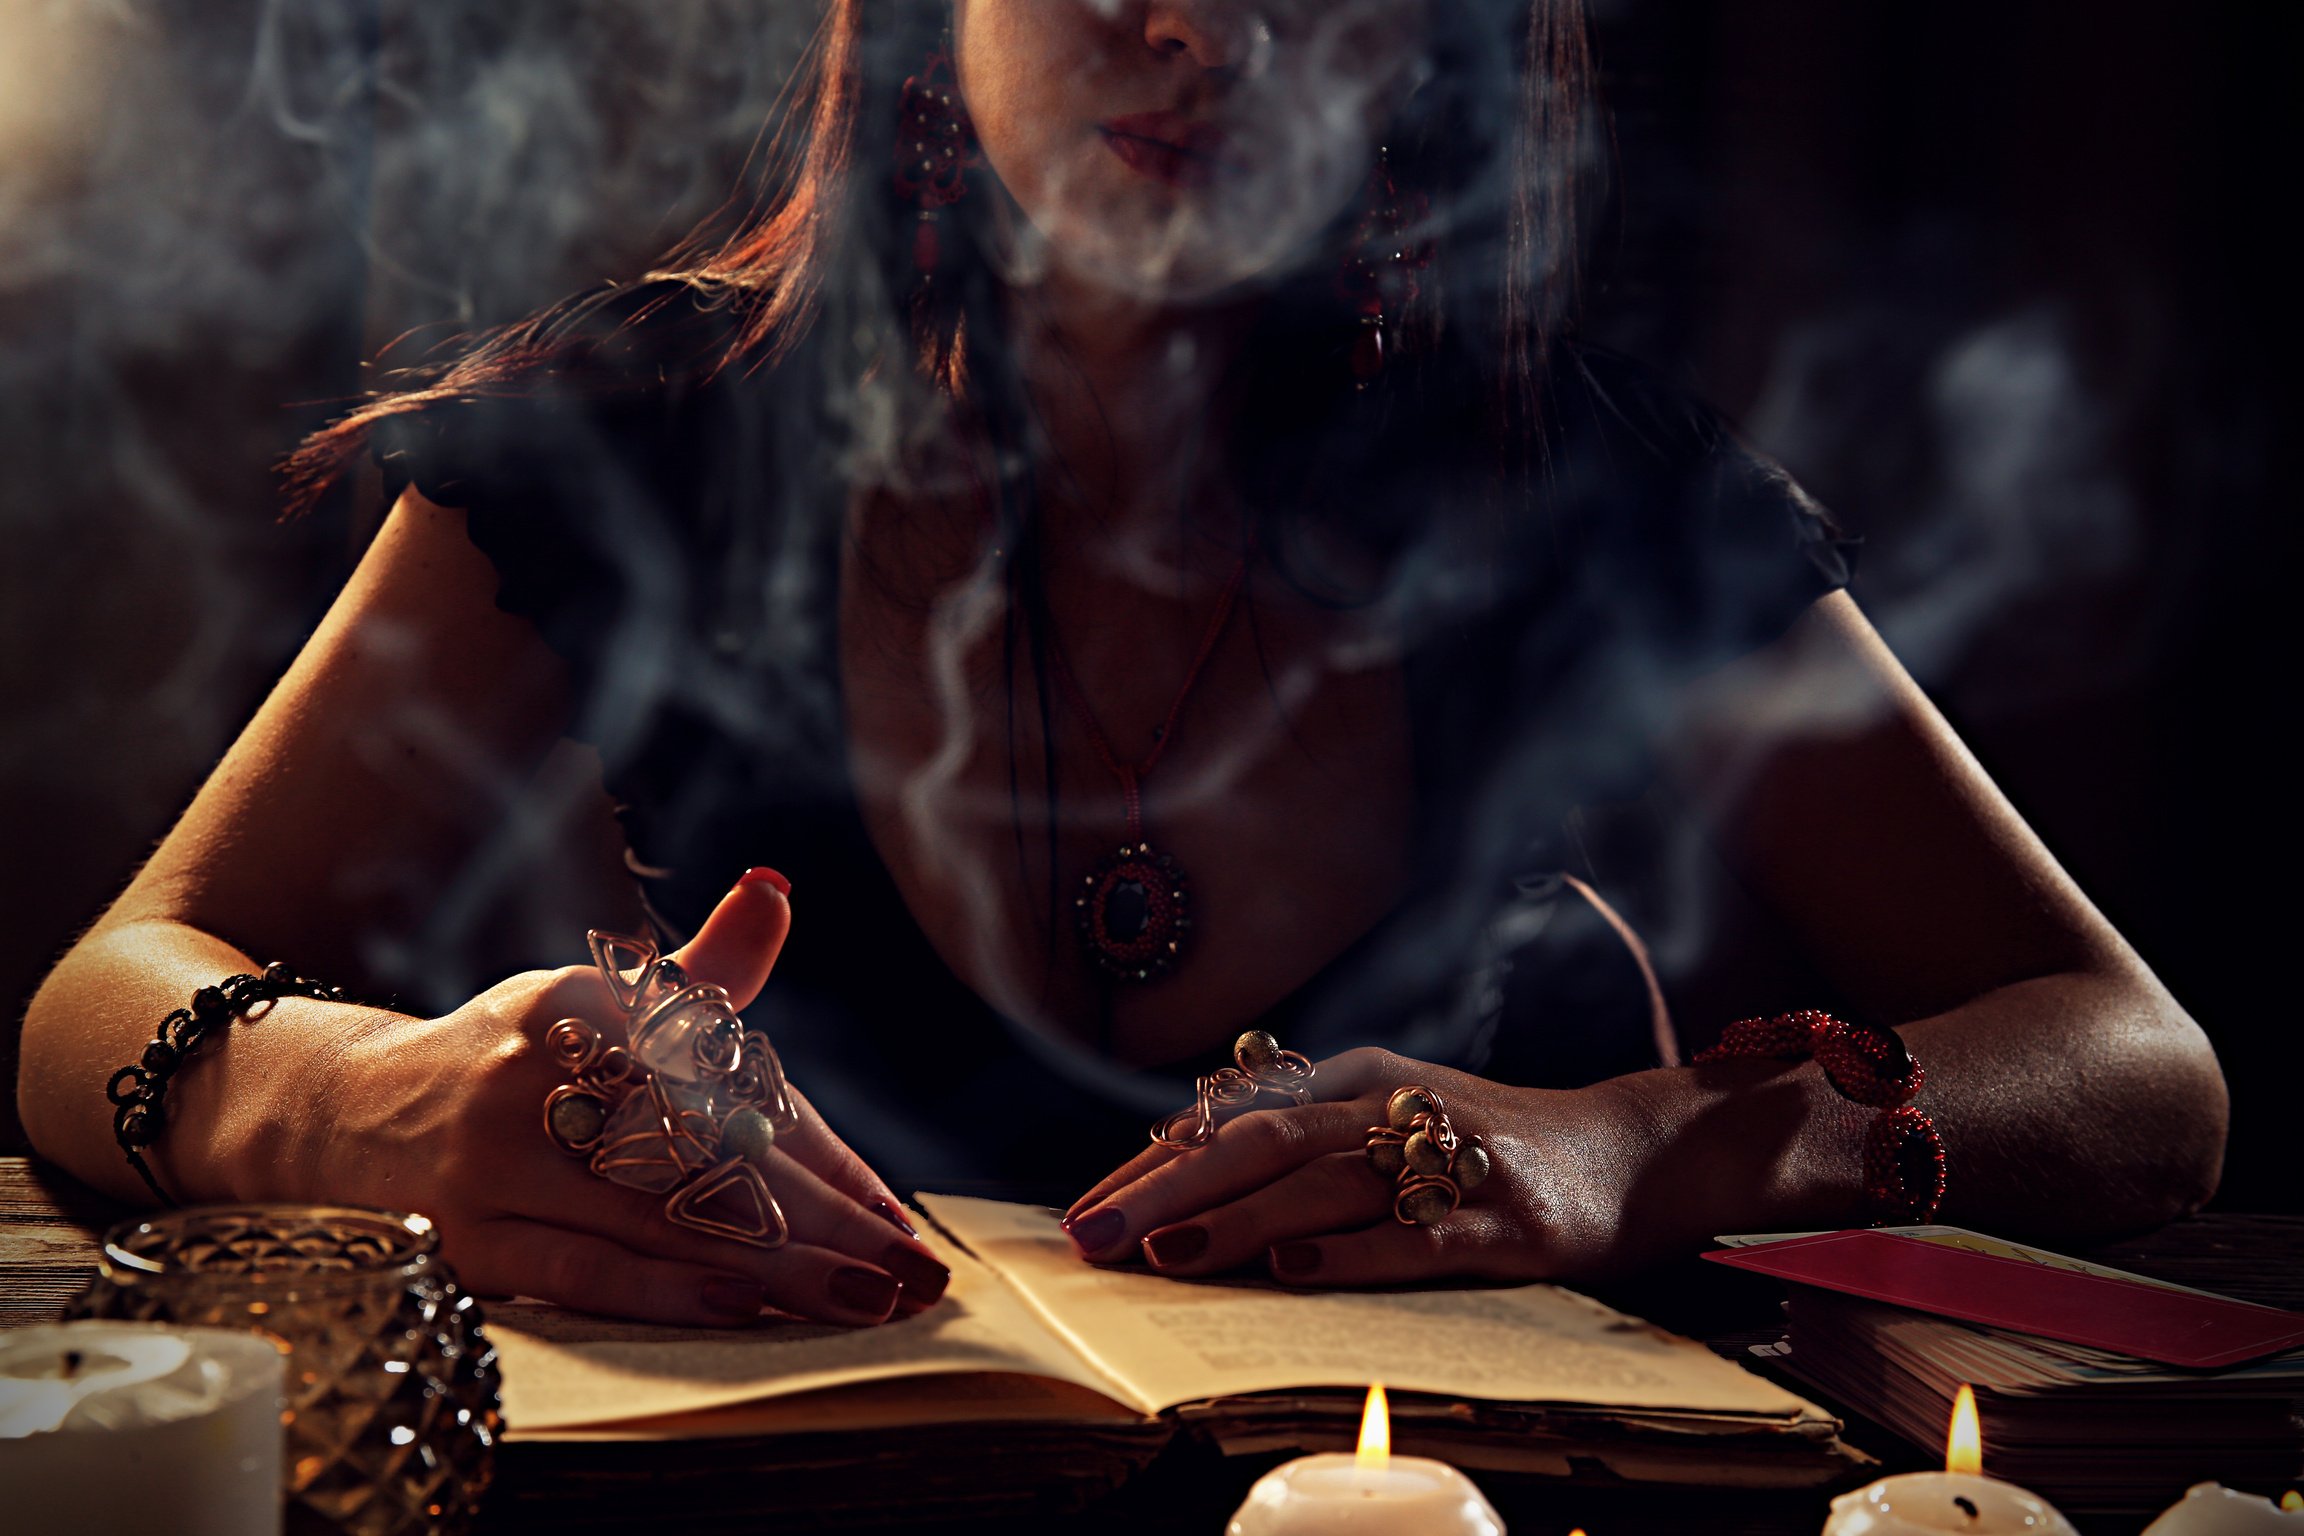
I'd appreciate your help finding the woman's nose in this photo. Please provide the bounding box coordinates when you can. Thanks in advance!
[1142,1,1269,78]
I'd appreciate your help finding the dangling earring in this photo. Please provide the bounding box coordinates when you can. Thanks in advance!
[894,48,982,303]
[1336,145,1432,388]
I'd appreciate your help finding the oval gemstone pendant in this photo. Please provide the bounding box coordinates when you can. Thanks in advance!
[1074,841,1192,983]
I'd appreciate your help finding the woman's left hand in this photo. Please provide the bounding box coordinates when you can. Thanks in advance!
[1060,1048,1657,1288]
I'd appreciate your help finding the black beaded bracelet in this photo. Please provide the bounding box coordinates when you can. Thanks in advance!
[105,962,356,1204]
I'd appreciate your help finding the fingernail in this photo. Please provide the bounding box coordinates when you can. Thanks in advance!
[1270,1241,1322,1279]
[873,1198,920,1237]
[1143,1224,1209,1269]
[701,1277,765,1321]
[1068,1207,1126,1255]
[879,1243,951,1305]
[827,1265,901,1319]
[737,866,792,896]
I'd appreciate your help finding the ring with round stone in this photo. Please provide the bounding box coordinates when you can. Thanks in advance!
[540,929,801,1248]
[1364,1085,1491,1226]
[1151,1029,1316,1150]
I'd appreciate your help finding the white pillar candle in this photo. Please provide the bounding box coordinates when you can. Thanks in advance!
[2143,1483,2304,1536]
[0,1321,283,1536]
[1227,1452,1506,1535]
[1823,1386,2075,1536]
[1822,1469,2077,1536]
[1228,1385,1505,1536]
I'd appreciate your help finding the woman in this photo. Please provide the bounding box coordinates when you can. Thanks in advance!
[18,0,2226,1327]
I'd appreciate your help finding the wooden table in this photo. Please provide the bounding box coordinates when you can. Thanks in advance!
[6,1157,2298,1534]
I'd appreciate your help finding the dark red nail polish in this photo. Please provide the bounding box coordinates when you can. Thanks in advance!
[701,1277,765,1321]
[1068,1207,1126,1255]
[1270,1241,1322,1279]
[879,1243,952,1305]
[737,866,792,896]
[1143,1224,1210,1268]
[827,1265,901,1318]
[873,1198,920,1238]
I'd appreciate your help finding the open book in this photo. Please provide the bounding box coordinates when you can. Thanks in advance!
[487,1195,1860,1506]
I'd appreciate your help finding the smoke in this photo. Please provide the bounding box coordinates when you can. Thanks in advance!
[3,0,2164,1177]
[354,2,814,334]
[1,0,810,369]
[1616,297,2149,989]
[0,0,812,990]
[1746,301,2142,711]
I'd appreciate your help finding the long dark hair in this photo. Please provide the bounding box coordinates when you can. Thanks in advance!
[283,0,1597,522]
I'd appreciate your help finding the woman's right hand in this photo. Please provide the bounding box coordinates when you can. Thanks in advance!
[287,872,949,1326]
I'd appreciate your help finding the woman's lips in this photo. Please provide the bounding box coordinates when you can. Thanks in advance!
[1098,114,1233,189]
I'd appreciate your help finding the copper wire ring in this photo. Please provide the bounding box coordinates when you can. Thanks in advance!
[1152,1029,1318,1150]
[1363,1084,1492,1225]
[536,929,805,1250]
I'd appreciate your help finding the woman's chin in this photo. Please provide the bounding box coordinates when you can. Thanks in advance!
[1042,218,1328,310]
[1003,148,1357,309]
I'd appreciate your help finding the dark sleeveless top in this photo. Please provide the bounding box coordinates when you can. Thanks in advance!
[372,289,1855,1199]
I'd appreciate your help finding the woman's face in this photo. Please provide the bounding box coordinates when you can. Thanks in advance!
[953,0,1427,305]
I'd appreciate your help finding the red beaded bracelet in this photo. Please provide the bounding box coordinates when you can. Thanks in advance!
[1694,1009,1947,1224]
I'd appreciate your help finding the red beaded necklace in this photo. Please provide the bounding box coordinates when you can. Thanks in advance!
[1048,551,1253,983]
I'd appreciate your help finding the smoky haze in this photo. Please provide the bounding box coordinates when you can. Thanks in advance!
[0,2,2284,1210]
[0,0,813,1003]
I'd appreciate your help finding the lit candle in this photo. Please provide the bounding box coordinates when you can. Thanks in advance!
[2143,1484,2304,1535]
[0,1321,283,1536]
[1227,1384,1506,1535]
[1821,1386,2077,1536]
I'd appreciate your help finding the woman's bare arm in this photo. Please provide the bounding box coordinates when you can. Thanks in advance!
[1063,591,2228,1285]
[1631,588,2227,1240]
[18,486,949,1325]
[19,486,585,1199]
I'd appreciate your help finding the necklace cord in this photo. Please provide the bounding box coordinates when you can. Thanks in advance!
[1046,551,1253,840]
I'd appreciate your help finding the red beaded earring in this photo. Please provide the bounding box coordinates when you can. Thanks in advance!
[893,49,982,296]
[1336,144,1432,387]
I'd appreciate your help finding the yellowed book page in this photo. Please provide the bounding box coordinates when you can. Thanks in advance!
[919,1193,1832,1424]
[489,1223,1123,1432]
[519,1372,1149,1442]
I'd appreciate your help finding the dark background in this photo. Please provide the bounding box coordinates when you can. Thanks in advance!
[2,2,2292,1209]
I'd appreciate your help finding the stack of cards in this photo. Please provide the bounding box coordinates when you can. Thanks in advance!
[1706,1227,2304,1514]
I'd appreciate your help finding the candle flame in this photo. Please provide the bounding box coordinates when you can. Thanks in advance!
[1356,1384,1390,1469]
[1946,1384,1982,1475]
[2282,1492,2301,1513]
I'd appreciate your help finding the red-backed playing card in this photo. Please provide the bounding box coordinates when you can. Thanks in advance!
[1704,1229,2304,1369]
